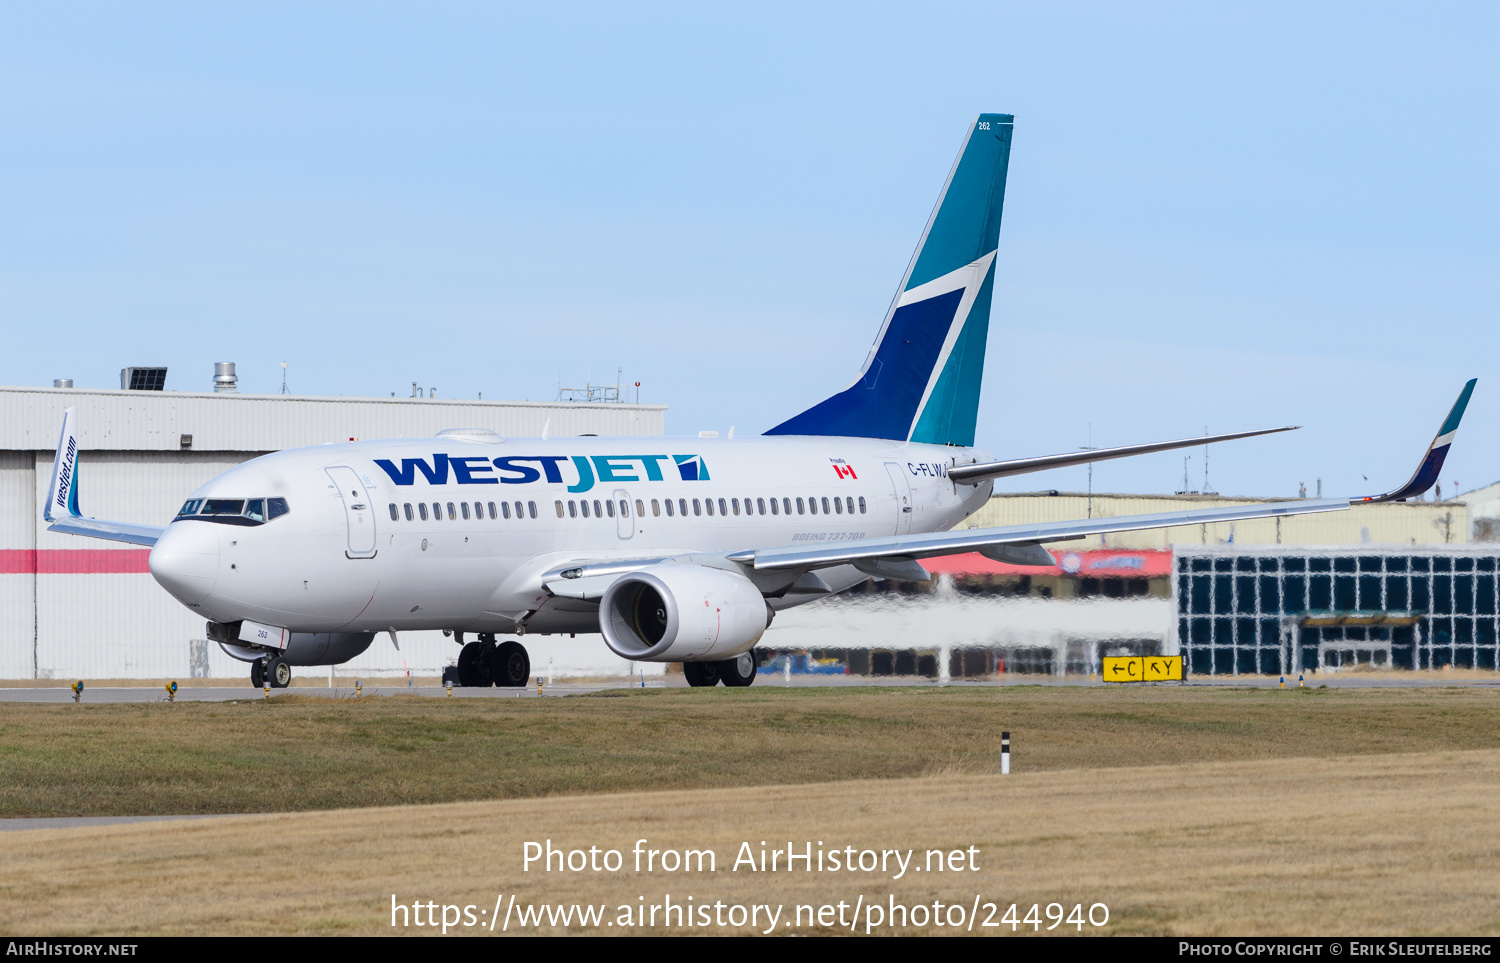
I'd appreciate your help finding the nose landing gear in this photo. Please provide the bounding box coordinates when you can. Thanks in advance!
[249,655,292,689]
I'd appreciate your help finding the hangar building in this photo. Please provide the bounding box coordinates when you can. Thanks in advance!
[0,376,665,681]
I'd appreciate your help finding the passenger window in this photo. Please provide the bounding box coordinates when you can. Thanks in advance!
[555,500,565,518]
[634,499,644,517]
[719,498,727,516]
[732,498,740,516]
[665,499,675,517]
[502,501,511,519]
[782,498,791,515]
[245,499,265,522]
[806,497,815,515]
[581,500,590,518]
[528,501,537,519]
[594,499,603,517]
[474,501,483,519]
[858,496,866,514]
[679,498,688,516]
[515,501,524,519]
[488,502,496,519]
[447,502,456,520]
[705,498,714,516]
[834,497,843,514]
[606,499,615,518]
[693,498,702,516]
[846,497,853,514]
[770,498,779,516]
[461,502,470,520]
[651,499,661,517]
[569,501,578,518]
[419,503,429,521]
[757,497,766,515]
[796,497,805,515]
[388,503,399,521]
[431,502,441,520]
[403,503,413,521]
[822,497,830,514]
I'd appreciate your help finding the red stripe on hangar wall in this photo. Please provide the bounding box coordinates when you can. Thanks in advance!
[924,549,1173,579]
[0,549,153,574]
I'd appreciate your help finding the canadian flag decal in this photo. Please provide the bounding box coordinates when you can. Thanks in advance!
[833,464,857,480]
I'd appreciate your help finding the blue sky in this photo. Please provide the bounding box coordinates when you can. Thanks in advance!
[2,3,1496,498]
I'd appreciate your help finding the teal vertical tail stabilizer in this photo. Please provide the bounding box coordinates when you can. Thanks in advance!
[767,113,1013,445]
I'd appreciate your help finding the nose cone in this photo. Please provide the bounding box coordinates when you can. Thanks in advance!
[149,523,220,605]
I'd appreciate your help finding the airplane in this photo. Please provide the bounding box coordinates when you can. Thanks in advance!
[39,113,1475,689]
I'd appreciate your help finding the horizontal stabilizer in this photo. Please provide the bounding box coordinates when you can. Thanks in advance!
[948,426,1297,484]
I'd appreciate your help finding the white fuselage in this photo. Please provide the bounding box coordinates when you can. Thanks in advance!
[147,435,994,636]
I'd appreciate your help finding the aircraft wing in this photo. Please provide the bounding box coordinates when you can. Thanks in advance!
[732,497,1353,573]
[737,378,1477,578]
[43,407,165,547]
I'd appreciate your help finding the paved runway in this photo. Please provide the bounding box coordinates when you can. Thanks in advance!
[0,674,1495,702]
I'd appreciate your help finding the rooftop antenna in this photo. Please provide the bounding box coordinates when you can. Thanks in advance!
[280,361,289,395]
[1202,425,1216,495]
[1079,423,1099,518]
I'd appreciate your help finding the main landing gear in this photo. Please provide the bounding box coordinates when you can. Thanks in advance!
[684,651,758,688]
[249,655,291,689]
[456,633,531,688]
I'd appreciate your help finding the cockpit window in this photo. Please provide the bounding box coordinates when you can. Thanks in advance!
[174,496,289,526]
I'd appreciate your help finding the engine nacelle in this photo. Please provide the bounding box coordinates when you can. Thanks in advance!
[599,565,771,661]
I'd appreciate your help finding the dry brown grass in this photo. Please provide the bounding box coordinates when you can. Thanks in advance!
[2,750,1497,936]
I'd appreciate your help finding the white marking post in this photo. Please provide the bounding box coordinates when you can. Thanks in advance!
[1001,731,1011,775]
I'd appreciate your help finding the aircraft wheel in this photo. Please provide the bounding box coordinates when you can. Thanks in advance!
[250,659,265,689]
[268,656,292,688]
[457,640,495,687]
[717,651,758,688]
[683,661,720,687]
[491,640,530,688]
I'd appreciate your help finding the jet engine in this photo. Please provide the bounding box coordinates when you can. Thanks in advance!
[599,565,772,662]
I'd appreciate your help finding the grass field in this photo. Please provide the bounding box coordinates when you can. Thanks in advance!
[3,751,1497,936]
[4,686,1498,936]
[1,685,1497,817]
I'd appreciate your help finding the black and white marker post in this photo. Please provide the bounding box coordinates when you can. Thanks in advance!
[1001,731,1011,775]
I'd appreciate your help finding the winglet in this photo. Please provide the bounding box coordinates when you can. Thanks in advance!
[43,407,81,522]
[1357,379,1476,504]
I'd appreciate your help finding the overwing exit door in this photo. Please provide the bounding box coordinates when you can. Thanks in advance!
[326,466,377,558]
[615,489,635,539]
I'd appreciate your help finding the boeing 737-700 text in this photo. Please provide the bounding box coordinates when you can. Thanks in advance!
[39,113,1475,688]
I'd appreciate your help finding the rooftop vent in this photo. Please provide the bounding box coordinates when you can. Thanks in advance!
[435,428,505,444]
[53,379,73,388]
[120,367,167,391]
[213,362,238,393]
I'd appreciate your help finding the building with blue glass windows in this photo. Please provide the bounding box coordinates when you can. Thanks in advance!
[1173,546,1499,676]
